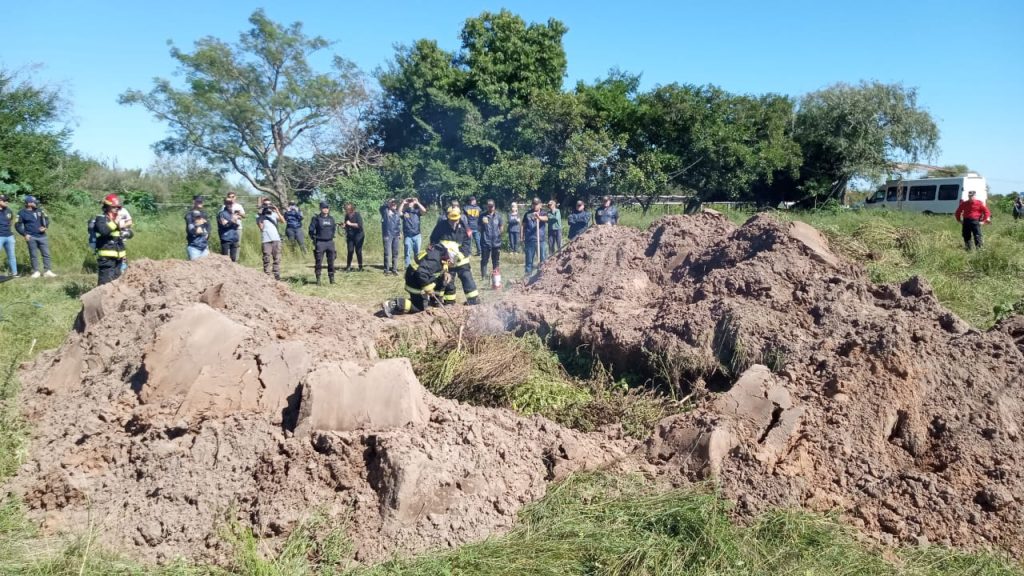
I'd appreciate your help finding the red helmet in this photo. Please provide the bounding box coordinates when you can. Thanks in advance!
[103,194,122,208]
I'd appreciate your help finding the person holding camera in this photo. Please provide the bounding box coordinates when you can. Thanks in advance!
[399,196,427,266]
[185,195,210,260]
[380,198,401,275]
[217,196,242,262]
[257,198,284,280]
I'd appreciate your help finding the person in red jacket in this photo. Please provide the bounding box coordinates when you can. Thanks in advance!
[954,190,992,251]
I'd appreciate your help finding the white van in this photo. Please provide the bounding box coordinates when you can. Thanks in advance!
[863,173,987,214]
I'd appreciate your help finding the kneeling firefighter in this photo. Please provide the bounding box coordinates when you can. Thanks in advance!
[429,207,479,305]
[91,193,131,285]
[382,243,459,317]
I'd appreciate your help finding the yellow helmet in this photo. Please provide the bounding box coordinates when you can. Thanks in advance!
[447,207,462,221]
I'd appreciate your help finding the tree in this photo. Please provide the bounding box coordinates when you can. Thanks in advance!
[120,10,369,205]
[0,68,79,201]
[794,81,939,202]
[925,164,970,178]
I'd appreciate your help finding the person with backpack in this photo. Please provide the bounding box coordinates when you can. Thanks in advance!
[15,195,55,278]
[90,194,130,285]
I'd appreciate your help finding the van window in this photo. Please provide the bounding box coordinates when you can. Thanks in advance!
[938,184,959,201]
[908,185,936,201]
[886,187,898,201]
[870,189,885,203]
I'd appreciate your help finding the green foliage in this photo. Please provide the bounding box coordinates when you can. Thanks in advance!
[322,169,390,214]
[0,70,82,202]
[795,81,940,201]
[120,9,368,205]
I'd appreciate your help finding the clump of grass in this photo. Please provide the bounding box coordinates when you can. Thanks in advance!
[353,473,1024,576]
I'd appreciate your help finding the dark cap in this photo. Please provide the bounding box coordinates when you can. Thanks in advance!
[319,201,330,209]
[193,195,204,203]
[0,194,8,202]
[24,195,38,204]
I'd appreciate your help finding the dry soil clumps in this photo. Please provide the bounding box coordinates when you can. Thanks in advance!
[11,258,628,564]
[502,212,1024,556]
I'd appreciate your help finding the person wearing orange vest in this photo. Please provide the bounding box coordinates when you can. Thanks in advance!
[90,194,130,285]
[954,190,991,251]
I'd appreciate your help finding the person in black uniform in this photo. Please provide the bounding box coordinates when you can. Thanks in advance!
[428,207,479,305]
[381,243,457,317]
[343,202,365,271]
[308,201,339,284]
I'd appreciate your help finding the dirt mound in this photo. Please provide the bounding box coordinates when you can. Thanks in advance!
[10,258,629,564]
[501,212,1024,555]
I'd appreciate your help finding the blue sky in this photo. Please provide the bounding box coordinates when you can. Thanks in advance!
[4,0,1023,194]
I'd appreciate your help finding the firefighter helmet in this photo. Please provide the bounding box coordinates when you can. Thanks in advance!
[103,194,122,208]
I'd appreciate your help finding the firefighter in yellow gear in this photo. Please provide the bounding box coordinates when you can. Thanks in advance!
[383,244,455,316]
[91,194,130,285]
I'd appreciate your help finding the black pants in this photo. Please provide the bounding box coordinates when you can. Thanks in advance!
[346,235,364,269]
[508,230,520,252]
[962,219,983,250]
[443,264,479,304]
[221,240,239,262]
[314,240,336,279]
[480,245,500,277]
[97,257,123,285]
[286,227,306,253]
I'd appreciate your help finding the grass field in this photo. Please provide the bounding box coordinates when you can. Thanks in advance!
[1,202,1022,575]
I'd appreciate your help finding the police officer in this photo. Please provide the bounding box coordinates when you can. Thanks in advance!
[381,243,457,317]
[91,194,130,285]
[308,201,339,284]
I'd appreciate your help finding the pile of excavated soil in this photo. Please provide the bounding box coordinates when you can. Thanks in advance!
[499,212,1024,556]
[10,258,628,564]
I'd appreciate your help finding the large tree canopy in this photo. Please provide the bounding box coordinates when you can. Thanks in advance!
[794,81,940,201]
[0,69,78,201]
[120,9,368,204]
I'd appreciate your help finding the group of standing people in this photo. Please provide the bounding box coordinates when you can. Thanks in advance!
[0,194,58,281]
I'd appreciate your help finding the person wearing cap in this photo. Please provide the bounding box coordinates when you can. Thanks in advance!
[478,199,504,278]
[185,196,211,260]
[284,201,306,254]
[546,200,563,254]
[309,201,339,284]
[507,202,521,253]
[464,196,482,256]
[399,195,427,267]
[222,192,246,257]
[429,207,479,304]
[15,195,55,278]
[522,199,549,276]
[217,195,242,262]
[954,190,992,251]
[568,199,591,240]
[595,195,619,226]
[0,195,17,279]
[380,198,401,275]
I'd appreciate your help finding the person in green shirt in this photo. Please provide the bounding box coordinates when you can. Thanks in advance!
[546,200,563,254]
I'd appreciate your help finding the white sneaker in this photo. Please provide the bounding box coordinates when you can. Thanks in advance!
[30,271,41,279]
[43,270,57,278]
